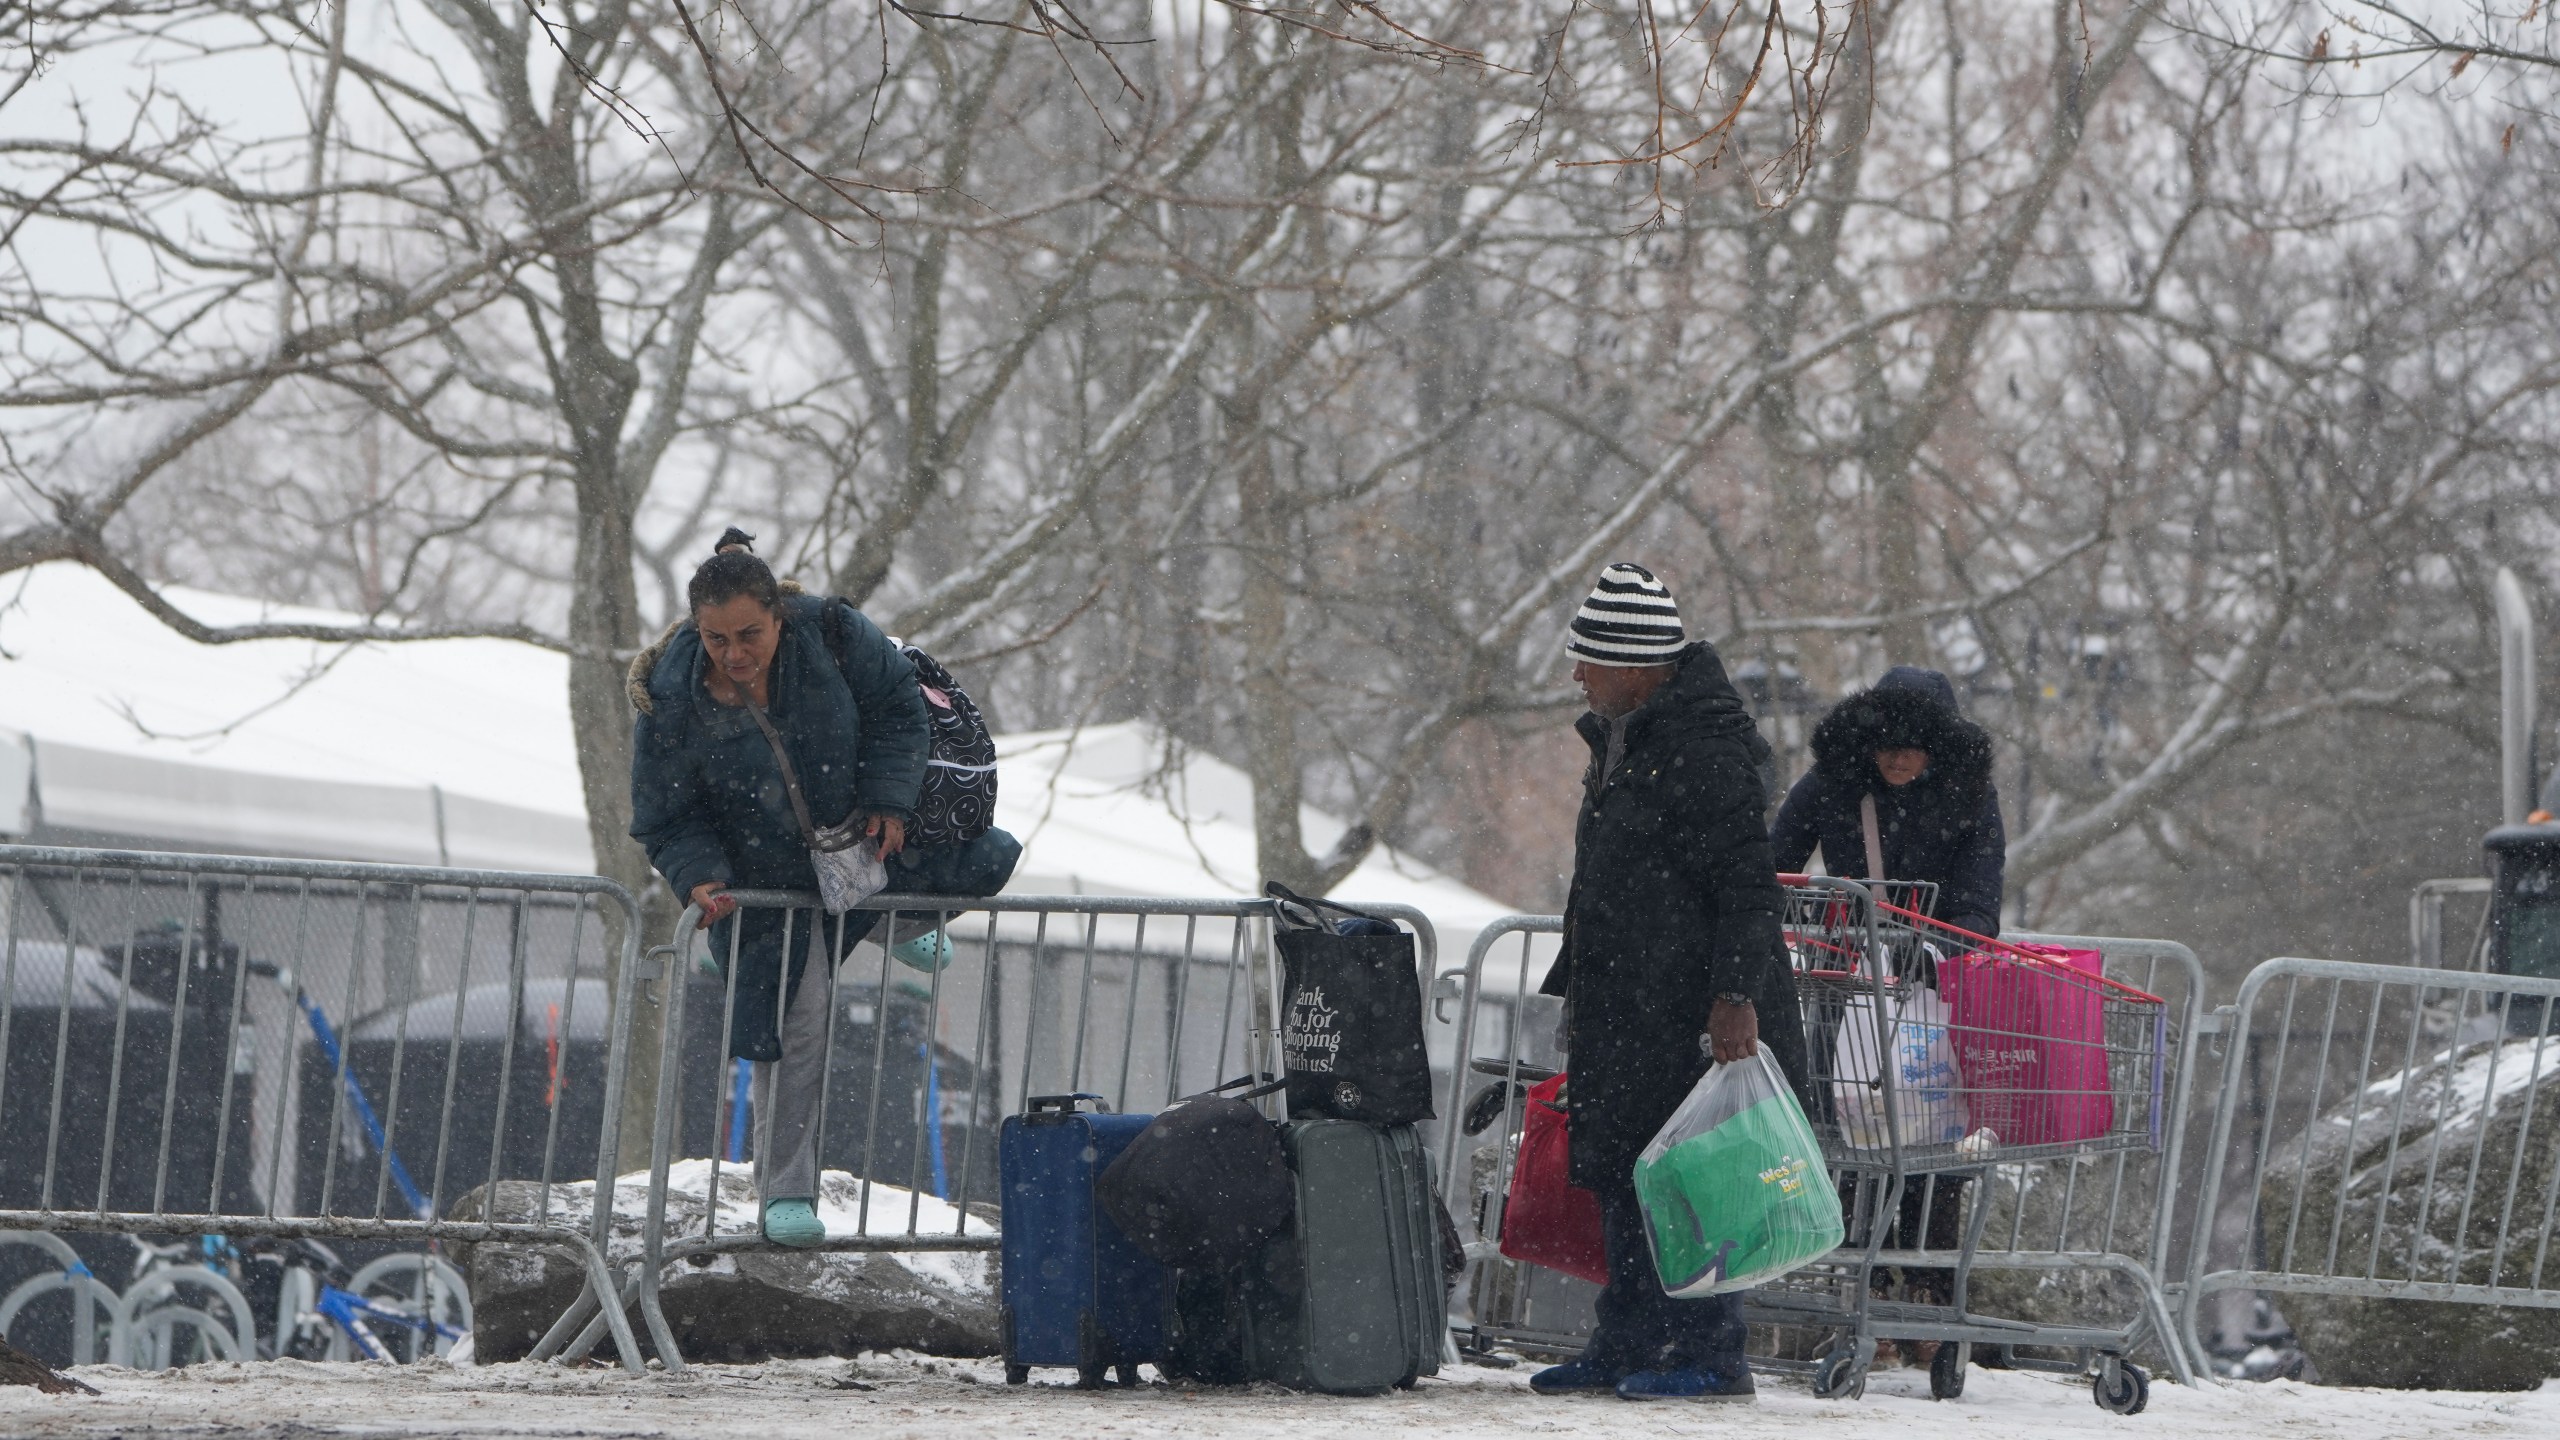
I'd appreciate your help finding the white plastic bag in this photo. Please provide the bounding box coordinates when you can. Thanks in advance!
[736,692,891,917]
[1634,1050,1844,1296]
[1831,984,1965,1151]
[810,836,888,915]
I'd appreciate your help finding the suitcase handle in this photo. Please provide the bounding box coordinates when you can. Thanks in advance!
[1026,1092,1108,1115]
[1198,1073,1287,1102]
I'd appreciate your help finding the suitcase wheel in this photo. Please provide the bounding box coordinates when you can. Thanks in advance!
[1115,1363,1142,1387]
[1074,1311,1109,1388]
[1394,1368,1419,1390]
[1004,1364,1029,1386]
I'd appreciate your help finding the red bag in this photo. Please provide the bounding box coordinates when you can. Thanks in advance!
[1497,1073,1610,1285]
[1941,944,2114,1148]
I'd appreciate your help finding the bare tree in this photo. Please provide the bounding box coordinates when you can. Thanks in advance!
[2175,0,2560,99]
[1062,0,2560,929]
[17,0,2560,1004]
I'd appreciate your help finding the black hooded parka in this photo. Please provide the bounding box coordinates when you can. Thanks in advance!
[1538,643,1811,1189]
[1769,666,2006,939]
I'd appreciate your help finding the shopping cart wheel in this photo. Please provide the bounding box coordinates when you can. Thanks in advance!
[1812,1347,1867,1401]
[2092,1359,2149,1415]
[1929,1340,1969,1400]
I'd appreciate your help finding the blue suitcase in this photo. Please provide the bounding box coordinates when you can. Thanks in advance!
[998,1092,1166,1386]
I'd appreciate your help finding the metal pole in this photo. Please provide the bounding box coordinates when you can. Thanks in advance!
[2497,565,2536,826]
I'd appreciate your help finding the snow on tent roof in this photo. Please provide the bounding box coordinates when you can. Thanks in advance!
[0,563,592,870]
[990,721,1537,976]
[346,975,612,1044]
[0,565,1539,976]
[0,940,167,1012]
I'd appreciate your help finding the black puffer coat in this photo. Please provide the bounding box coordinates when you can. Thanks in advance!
[1538,643,1811,1189]
[1769,666,2006,939]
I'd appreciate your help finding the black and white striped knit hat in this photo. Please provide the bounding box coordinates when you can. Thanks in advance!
[1565,562,1687,667]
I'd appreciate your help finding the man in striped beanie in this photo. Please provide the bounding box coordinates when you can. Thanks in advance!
[1534,563,1808,1404]
[1568,561,1690,665]
[1566,562,1690,737]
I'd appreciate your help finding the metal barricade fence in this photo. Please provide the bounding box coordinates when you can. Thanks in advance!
[621,888,1437,1373]
[1434,915,1579,1356]
[0,845,649,1371]
[1434,898,2205,1391]
[2177,958,2560,1373]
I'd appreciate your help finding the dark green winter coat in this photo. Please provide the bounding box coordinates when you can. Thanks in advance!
[629,591,932,1060]
[1539,642,1811,1190]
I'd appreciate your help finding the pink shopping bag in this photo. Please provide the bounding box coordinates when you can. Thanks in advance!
[1940,943,2113,1148]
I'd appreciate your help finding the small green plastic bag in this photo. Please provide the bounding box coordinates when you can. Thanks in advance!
[1633,1050,1844,1297]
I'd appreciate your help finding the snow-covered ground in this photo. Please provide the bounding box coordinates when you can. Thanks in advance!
[5,1351,2555,1438]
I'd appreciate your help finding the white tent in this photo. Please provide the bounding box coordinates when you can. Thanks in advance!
[0,563,1535,971]
[0,564,590,871]
[989,719,1531,971]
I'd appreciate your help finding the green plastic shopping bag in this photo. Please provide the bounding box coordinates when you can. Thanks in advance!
[1632,1050,1844,1297]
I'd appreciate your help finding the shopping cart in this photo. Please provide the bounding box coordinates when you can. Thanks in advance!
[1746,876,2172,1411]
[1782,876,1940,972]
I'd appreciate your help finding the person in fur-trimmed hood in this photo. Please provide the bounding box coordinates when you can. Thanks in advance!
[1770,665,2002,1366]
[1770,665,2005,938]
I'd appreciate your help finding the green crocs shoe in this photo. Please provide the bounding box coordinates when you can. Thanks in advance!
[761,1198,826,1248]
[889,930,954,974]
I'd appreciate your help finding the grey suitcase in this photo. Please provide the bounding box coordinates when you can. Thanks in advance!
[1241,1118,1445,1394]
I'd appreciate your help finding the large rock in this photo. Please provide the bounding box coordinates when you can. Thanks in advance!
[449,1161,1000,1363]
[444,1180,591,1361]
[2256,1028,2560,1390]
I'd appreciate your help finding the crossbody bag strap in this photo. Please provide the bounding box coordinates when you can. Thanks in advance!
[1859,790,1898,981]
[738,694,822,847]
[1860,791,1887,888]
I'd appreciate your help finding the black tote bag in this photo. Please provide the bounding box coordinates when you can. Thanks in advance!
[1265,882,1436,1124]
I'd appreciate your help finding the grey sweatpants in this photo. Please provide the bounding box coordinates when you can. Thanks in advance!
[750,928,836,1206]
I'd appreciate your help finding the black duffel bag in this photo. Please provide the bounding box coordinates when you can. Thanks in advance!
[1266,881,1436,1124]
[1096,1076,1294,1273]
